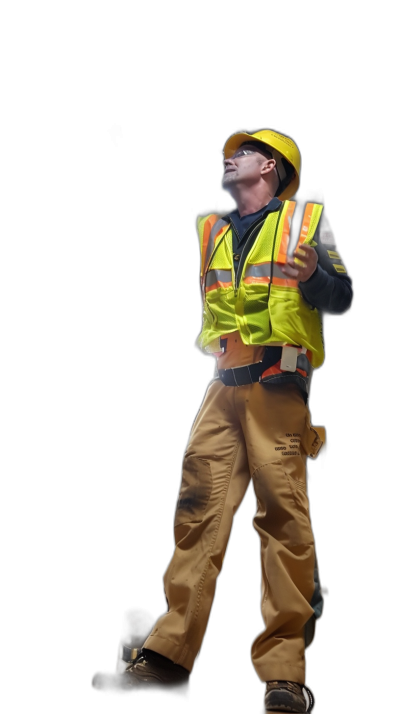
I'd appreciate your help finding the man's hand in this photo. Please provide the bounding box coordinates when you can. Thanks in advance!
[281,244,318,282]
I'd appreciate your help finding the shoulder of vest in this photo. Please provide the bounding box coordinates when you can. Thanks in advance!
[197,213,220,233]
[284,201,324,208]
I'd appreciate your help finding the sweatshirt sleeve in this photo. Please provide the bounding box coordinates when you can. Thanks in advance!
[299,212,353,314]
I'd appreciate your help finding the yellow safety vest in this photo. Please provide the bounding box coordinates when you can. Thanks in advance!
[197,201,325,368]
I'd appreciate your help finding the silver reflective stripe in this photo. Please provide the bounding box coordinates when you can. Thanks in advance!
[244,263,296,281]
[206,269,232,287]
[272,264,289,279]
[244,263,272,279]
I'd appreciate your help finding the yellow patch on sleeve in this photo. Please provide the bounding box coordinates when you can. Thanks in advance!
[328,250,340,259]
[333,263,347,273]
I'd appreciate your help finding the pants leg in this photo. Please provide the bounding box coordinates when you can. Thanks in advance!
[304,554,324,648]
[236,382,318,684]
[144,380,251,671]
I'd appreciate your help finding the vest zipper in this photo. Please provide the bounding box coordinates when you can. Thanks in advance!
[231,217,266,294]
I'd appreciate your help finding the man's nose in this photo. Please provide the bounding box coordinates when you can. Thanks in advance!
[224,158,234,168]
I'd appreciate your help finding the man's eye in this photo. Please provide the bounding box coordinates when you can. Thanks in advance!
[234,149,253,158]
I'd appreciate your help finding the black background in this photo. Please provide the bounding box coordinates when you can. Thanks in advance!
[61,71,364,714]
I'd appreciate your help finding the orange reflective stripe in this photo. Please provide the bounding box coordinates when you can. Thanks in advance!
[271,276,298,287]
[295,203,314,250]
[205,280,232,293]
[277,201,296,263]
[201,215,218,277]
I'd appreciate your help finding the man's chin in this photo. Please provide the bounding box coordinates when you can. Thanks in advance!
[222,174,237,188]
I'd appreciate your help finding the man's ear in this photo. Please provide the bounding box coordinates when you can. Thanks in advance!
[260,158,276,176]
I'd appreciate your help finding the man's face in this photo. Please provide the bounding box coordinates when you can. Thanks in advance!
[222,144,272,188]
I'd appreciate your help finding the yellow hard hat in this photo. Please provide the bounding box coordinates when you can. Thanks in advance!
[223,129,301,200]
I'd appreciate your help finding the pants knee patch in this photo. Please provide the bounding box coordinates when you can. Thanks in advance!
[174,456,213,528]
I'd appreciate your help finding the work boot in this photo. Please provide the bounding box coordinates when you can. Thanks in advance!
[90,649,190,696]
[264,680,314,712]
[117,609,153,672]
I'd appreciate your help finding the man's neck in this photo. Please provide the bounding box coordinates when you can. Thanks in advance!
[232,186,275,217]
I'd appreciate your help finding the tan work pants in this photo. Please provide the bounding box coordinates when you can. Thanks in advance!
[144,351,322,683]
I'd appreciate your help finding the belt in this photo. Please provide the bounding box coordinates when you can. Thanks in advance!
[218,362,264,387]
[218,346,283,387]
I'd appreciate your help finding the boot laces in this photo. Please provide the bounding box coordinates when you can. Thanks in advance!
[125,648,145,672]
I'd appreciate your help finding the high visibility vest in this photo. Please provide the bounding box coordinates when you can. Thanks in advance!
[197,201,325,368]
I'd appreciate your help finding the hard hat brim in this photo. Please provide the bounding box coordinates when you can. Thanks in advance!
[223,132,265,159]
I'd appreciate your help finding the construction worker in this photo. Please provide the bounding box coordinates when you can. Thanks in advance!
[94,129,352,712]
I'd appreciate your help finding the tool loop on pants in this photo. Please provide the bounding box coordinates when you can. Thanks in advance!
[218,346,283,386]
